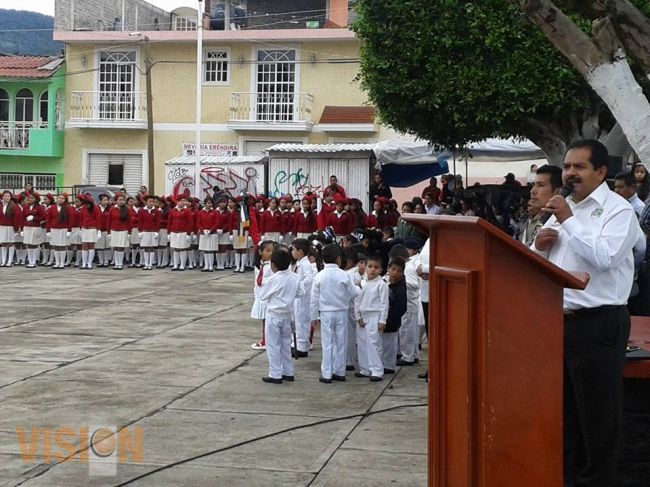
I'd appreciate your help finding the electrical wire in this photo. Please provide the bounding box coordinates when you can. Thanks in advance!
[112,402,427,487]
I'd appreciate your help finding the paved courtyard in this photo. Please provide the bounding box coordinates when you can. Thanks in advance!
[0,267,428,487]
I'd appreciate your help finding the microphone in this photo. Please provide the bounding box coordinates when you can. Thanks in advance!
[539,182,574,225]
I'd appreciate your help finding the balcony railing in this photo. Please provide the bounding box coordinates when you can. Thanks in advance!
[228,92,314,131]
[68,91,147,129]
[0,122,48,150]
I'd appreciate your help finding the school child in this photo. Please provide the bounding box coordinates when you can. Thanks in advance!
[127,197,141,268]
[382,257,407,374]
[188,198,200,270]
[197,197,217,272]
[261,197,283,242]
[22,192,46,268]
[167,196,193,271]
[68,196,83,266]
[138,194,161,271]
[157,197,171,268]
[251,240,276,350]
[366,197,388,229]
[14,195,26,265]
[258,248,304,384]
[79,194,102,270]
[96,194,111,267]
[41,193,56,266]
[214,198,230,270]
[290,238,314,358]
[280,195,294,244]
[107,193,132,270]
[346,252,366,370]
[328,195,352,239]
[354,255,389,381]
[396,238,421,366]
[45,193,73,269]
[293,196,316,239]
[0,190,23,267]
[310,243,358,383]
[232,197,251,273]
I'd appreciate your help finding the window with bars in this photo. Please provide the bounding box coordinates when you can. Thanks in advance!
[0,174,56,192]
[255,49,296,122]
[174,17,197,31]
[98,51,137,120]
[204,49,230,85]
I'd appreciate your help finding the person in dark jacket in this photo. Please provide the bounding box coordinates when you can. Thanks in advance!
[382,256,408,374]
[369,172,392,201]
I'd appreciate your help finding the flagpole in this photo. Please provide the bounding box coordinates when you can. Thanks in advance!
[194,0,203,198]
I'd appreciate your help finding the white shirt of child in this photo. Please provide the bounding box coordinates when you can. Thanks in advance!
[354,275,389,323]
[310,263,358,320]
[259,269,304,320]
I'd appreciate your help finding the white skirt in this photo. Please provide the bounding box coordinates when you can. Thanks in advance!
[23,226,45,246]
[81,228,98,243]
[109,230,128,248]
[96,231,108,249]
[50,228,67,247]
[14,231,23,244]
[170,232,190,249]
[263,232,281,243]
[140,231,158,248]
[158,229,169,246]
[130,228,141,245]
[199,233,217,251]
[232,229,249,250]
[250,298,267,320]
[217,231,230,246]
[69,227,81,245]
[0,225,15,244]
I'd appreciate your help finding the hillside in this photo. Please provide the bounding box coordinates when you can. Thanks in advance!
[0,9,63,56]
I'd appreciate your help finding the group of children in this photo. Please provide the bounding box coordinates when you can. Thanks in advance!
[252,233,428,384]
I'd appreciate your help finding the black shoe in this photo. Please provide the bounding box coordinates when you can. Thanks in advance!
[383,368,395,375]
[319,377,332,384]
[396,358,415,366]
[262,377,282,384]
[354,372,369,378]
[369,376,383,382]
[331,374,346,382]
[418,371,429,379]
[346,365,355,371]
[294,350,308,358]
[282,375,295,382]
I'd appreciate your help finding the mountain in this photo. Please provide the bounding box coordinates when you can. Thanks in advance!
[0,9,63,56]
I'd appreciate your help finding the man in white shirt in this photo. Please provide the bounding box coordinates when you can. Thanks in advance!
[423,192,441,215]
[534,140,638,487]
[614,170,645,217]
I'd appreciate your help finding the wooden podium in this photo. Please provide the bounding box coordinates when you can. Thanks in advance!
[404,215,588,487]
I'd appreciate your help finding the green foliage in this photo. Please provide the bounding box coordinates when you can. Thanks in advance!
[0,9,62,56]
[352,0,590,147]
[630,0,650,17]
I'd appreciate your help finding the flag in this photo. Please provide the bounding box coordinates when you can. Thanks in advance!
[316,196,327,230]
[245,197,261,247]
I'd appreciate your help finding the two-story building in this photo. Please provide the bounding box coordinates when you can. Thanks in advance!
[54,0,386,196]
[0,55,65,192]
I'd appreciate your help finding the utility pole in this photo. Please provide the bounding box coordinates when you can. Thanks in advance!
[224,0,231,30]
[144,36,155,193]
[194,0,204,198]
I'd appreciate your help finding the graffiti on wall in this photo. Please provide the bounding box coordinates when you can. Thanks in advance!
[167,166,261,199]
[271,168,322,197]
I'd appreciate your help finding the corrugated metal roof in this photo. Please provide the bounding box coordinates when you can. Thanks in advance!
[266,143,375,153]
[165,155,266,165]
[319,106,375,124]
[0,56,64,79]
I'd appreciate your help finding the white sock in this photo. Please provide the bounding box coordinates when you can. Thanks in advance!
[139,248,145,265]
[241,253,248,269]
[87,249,95,267]
[17,249,25,263]
[156,249,162,266]
[75,249,82,266]
[173,251,180,268]
[56,250,65,267]
[235,253,241,270]
[7,246,15,265]
[203,253,210,269]
[180,251,187,269]
[81,250,88,267]
[42,248,50,264]
[0,246,6,265]
[208,253,214,270]
[131,249,137,265]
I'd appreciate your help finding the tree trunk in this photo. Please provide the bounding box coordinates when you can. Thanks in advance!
[515,0,650,165]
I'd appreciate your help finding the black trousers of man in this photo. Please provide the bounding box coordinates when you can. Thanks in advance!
[563,305,631,487]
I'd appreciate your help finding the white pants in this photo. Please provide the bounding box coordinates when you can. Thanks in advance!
[320,310,348,379]
[399,308,419,362]
[346,306,357,367]
[265,316,294,380]
[382,332,398,371]
[356,313,383,377]
[294,296,311,353]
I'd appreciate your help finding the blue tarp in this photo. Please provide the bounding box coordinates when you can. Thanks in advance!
[380,158,449,188]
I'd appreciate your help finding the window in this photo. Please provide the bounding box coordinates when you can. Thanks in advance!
[98,51,137,120]
[0,173,56,192]
[15,89,34,122]
[88,153,143,194]
[204,49,229,84]
[39,92,49,124]
[108,163,124,186]
[0,89,8,122]
[174,16,197,31]
[255,49,296,122]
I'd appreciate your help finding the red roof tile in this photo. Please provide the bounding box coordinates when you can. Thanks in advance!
[0,56,63,79]
[319,106,375,124]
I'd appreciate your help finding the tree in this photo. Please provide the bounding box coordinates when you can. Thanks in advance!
[512,0,650,164]
[353,0,631,165]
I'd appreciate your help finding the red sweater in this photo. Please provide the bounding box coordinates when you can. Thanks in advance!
[328,211,352,235]
[292,210,316,234]
[215,209,231,232]
[281,210,293,234]
[0,203,22,230]
[107,206,132,232]
[21,204,46,228]
[197,208,218,233]
[80,205,102,229]
[138,207,161,232]
[167,207,193,234]
[262,209,283,233]
[46,204,74,231]
[98,206,110,231]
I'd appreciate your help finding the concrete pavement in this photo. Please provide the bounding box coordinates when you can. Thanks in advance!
[0,267,428,486]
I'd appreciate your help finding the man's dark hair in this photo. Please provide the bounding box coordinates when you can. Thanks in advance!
[566,139,609,171]
[614,171,636,187]
[270,249,291,271]
[402,201,414,211]
[322,243,342,264]
[388,244,409,260]
[389,256,406,272]
[536,164,563,190]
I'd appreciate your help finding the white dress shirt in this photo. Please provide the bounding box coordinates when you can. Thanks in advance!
[295,256,315,296]
[354,275,389,323]
[404,254,421,311]
[425,204,441,215]
[310,263,358,319]
[259,269,304,320]
[418,239,430,303]
[533,181,639,310]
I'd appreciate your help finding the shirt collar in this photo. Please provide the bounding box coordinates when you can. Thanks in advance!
[570,181,609,207]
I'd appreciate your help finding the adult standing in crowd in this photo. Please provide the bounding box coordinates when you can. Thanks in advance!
[369,172,392,201]
[323,175,347,200]
[534,139,640,487]
[519,165,562,247]
[420,177,441,203]
[614,171,645,217]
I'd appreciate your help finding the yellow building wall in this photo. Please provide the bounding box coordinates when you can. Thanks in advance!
[63,40,373,194]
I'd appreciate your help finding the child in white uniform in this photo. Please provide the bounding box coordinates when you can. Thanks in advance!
[397,239,422,366]
[291,238,315,358]
[250,240,276,350]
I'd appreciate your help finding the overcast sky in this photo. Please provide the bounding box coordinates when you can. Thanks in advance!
[2,0,197,16]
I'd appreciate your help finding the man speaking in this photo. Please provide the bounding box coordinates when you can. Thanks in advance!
[533,140,639,487]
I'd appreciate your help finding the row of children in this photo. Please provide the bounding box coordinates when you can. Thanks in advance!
[252,234,427,384]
